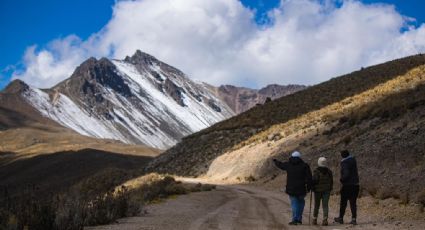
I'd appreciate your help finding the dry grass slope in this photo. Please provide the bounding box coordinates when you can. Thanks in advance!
[147,54,425,207]
[148,54,425,175]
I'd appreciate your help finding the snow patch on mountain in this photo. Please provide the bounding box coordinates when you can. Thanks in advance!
[113,60,230,131]
[22,53,235,149]
[23,87,127,141]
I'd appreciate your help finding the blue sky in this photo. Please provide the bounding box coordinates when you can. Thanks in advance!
[1,0,425,89]
[0,0,115,87]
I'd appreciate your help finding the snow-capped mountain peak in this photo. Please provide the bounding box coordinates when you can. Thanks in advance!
[21,50,234,149]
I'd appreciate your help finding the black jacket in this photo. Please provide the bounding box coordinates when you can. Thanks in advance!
[273,157,313,196]
[340,156,359,186]
[312,167,333,192]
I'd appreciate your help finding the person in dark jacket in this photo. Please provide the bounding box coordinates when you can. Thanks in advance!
[312,157,333,226]
[334,150,360,225]
[273,151,312,225]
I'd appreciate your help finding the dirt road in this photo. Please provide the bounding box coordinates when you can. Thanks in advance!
[90,182,422,230]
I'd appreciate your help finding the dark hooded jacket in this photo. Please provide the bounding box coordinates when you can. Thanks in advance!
[312,167,333,192]
[273,157,313,196]
[340,156,359,186]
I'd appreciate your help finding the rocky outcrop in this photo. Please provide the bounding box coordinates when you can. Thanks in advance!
[2,79,30,94]
[216,84,306,114]
[14,50,235,149]
[164,78,185,106]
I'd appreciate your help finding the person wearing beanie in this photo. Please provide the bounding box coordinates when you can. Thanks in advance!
[334,150,360,225]
[312,157,333,226]
[273,151,312,225]
[291,151,301,158]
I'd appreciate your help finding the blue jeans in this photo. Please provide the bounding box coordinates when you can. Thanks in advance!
[289,195,306,222]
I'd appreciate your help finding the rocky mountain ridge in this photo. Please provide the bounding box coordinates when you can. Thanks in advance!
[16,51,234,149]
[215,84,306,114]
[2,50,303,149]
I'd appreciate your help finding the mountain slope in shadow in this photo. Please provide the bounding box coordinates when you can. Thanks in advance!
[0,148,152,195]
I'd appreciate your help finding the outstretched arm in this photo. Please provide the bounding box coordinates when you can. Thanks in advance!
[273,159,288,171]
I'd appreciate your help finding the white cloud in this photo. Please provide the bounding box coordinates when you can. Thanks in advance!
[12,35,90,88]
[11,0,425,88]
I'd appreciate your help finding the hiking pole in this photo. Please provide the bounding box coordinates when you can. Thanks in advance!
[309,190,313,225]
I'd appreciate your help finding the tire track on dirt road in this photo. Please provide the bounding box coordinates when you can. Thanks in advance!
[188,185,288,230]
[91,182,327,230]
[90,178,424,230]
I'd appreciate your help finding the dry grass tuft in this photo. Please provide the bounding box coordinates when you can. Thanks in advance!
[0,169,215,229]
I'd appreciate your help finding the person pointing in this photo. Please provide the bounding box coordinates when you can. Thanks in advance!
[273,151,313,225]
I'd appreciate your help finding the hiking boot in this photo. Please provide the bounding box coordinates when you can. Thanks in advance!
[312,218,318,225]
[288,221,298,225]
[349,218,357,225]
[334,217,343,224]
[322,219,328,226]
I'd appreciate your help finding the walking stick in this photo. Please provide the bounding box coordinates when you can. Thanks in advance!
[309,190,313,225]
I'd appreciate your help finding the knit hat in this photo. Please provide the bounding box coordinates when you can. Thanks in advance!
[318,157,327,167]
[340,150,350,158]
[291,151,301,158]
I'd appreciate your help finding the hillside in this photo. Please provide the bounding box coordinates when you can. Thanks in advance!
[147,54,425,203]
[0,76,163,228]
[2,50,304,150]
[0,79,161,194]
[0,80,159,157]
[0,149,155,194]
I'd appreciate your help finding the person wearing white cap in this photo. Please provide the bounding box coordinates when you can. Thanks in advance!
[273,151,312,225]
[312,157,333,226]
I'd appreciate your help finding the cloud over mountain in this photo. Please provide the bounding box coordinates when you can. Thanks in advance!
[12,0,425,88]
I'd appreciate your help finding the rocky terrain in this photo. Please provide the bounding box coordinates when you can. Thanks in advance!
[147,54,425,207]
[1,50,302,150]
[0,49,306,228]
[4,50,425,229]
[215,84,306,114]
[16,50,235,149]
[0,78,159,157]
